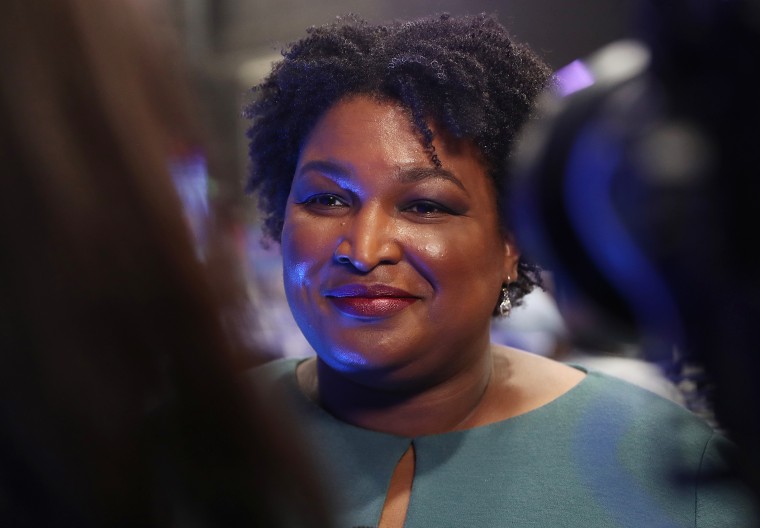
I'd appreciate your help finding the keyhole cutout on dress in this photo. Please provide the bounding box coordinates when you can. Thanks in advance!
[378,444,416,528]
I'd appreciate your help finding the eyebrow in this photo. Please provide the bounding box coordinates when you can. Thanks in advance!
[395,166,466,191]
[296,160,467,192]
[296,160,350,180]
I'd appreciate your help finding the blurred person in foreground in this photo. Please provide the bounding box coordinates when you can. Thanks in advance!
[0,1,330,526]
[245,12,759,527]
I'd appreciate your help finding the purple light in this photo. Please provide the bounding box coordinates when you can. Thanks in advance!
[555,59,595,97]
[167,151,210,257]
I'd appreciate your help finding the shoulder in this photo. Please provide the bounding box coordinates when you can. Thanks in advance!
[563,364,730,476]
[539,359,757,524]
[249,355,301,375]
[244,356,303,392]
[496,345,716,443]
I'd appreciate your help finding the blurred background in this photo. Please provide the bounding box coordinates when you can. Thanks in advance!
[163,0,637,362]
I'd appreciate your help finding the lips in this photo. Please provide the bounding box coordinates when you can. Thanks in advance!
[324,284,419,318]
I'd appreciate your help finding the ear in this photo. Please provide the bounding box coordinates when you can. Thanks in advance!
[502,233,520,283]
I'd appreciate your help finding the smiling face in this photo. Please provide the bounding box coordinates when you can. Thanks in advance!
[281,95,519,389]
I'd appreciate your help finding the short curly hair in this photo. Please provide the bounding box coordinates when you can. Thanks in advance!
[245,12,553,305]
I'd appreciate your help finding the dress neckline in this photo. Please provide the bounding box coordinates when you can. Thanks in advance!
[285,357,593,440]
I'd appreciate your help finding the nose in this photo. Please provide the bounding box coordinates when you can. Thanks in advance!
[333,204,402,272]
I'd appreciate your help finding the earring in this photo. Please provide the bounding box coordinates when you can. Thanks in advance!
[497,285,511,318]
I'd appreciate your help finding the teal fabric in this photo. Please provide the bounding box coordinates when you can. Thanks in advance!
[251,358,759,528]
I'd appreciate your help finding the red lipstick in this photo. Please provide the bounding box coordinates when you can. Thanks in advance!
[325,284,418,318]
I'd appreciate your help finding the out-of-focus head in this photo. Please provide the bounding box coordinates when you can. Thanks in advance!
[0,2,331,526]
[507,0,760,498]
[0,0,210,394]
[0,0,203,368]
[245,12,554,305]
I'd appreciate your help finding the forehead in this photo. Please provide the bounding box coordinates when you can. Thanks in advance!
[297,95,491,188]
[300,96,423,163]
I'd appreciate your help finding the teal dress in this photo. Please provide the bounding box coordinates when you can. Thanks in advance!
[251,358,758,528]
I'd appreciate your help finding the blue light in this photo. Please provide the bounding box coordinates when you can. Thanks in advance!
[167,151,210,257]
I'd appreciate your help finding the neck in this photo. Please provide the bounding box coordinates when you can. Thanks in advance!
[299,349,496,437]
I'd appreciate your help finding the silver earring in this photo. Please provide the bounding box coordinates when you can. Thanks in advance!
[497,286,511,318]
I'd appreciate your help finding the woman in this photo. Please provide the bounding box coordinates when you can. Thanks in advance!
[0,1,329,526]
[245,13,758,528]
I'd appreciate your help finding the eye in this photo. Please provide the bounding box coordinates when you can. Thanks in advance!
[404,200,454,216]
[297,193,349,211]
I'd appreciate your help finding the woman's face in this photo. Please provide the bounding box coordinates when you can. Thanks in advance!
[282,95,518,387]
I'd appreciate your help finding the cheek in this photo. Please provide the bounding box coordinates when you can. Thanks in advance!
[408,229,503,280]
[281,219,320,290]
[280,223,323,334]
[422,239,445,259]
[283,260,309,291]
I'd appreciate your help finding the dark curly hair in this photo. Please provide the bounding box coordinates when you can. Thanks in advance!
[245,12,553,306]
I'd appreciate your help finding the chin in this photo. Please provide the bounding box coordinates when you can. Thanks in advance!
[320,346,372,373]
